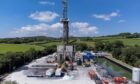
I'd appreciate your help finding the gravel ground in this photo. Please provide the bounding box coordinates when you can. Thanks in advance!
[3,56,96,84]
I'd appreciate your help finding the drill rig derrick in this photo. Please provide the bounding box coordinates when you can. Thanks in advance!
[61,0,69,45]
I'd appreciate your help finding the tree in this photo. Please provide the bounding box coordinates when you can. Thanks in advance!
[95,41,104,51]
[118,32,131,37]
[44,45,57,54]
[24,48,38,62]
[87,46,94,51]
[104,41,112,51]
[122,48,137,66]
[74,43,88,51]
[112,40,124,48]
[112,48,122,59]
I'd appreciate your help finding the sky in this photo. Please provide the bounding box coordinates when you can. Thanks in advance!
[0,0,140,38]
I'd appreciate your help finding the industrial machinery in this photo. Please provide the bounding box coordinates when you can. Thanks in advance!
[61,0,69,62]
[57,0,75,63]
[61,0,69,45]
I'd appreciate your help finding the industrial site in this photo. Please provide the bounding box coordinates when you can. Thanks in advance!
[0,0,140,84]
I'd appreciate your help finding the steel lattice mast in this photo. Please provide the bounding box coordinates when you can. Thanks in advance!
[61,0,69,61]
[61,0,69,45]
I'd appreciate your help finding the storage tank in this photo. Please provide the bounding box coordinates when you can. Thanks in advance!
[132,67,140,83]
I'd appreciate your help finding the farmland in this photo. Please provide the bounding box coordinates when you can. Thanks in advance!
[95,37,140,46]
[0,44,44,54]
[28,37,140,50]
[35,42,62,47]
[71,37,140,47]
[0,37,139,54]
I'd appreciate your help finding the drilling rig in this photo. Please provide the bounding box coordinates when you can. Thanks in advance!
[61,0,69,45]
[57,0,75,63]
[61,0,69,62]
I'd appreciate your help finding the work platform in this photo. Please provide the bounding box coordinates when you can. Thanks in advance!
[4,58,96,84]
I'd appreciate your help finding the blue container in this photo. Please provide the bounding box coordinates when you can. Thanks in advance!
[83,52,94,61]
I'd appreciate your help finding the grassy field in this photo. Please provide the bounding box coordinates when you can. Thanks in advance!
[94,37,140,46]
[36,41,95,48]
[119,38,140,46]
[1,37,138,54]
[76,38,140,47]
[28,37,140,49]
[0,44,44,54]
[36,42,62,47]
[76,41,95,47]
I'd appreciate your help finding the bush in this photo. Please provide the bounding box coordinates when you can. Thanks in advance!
[121,47,140,66]
[112,48,122,59]
[0,45,56,75]
[74,43,88,51]
[95,41,104,51]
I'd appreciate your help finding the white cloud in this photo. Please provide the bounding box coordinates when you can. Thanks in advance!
[70,22,98,36]
[29,11,59,22]
[71,22,89,29]
[9,22,98,37]
[10,23,63,37]
[110,12,118,17]
[118,20,126,23]
[93,11,120,21]
[39,1,55,5]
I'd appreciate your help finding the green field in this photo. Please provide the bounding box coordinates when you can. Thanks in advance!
[28,37,140,50]
[106,38,140,46]
[30,37,140,48]
[93,37,140,46]
[76,38,140,47]
[1,37,138,54]
[76,41,95,47]
[36,41,95,48]
[76,37,140,47]
[39,42,62,47]
[0,44,44,54]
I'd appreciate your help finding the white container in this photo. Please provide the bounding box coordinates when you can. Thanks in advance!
[132,67,140,83]
[55,68,62,76]
[46,69,54,76]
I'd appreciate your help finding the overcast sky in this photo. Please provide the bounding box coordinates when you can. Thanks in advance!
[0,0,140,38]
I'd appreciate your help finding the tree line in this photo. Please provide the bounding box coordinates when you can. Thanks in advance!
[95,40,140,67]
[105,32,140,38]
[0,36,59,44]
[0,45,56,75]
[0,32,139,44]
